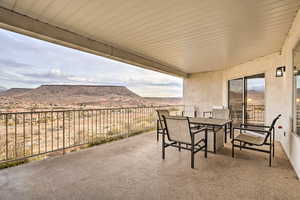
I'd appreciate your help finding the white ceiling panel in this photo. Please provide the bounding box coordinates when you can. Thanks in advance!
[0,0,299,74]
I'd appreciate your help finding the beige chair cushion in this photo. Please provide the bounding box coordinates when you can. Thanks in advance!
[234,133,265,145]
[164,116,191,144]
[212,108,230,119]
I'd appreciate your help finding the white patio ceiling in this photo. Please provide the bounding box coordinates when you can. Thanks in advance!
[0,0,300,76]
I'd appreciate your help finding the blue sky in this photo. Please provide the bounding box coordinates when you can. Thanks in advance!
[0,28,182,97]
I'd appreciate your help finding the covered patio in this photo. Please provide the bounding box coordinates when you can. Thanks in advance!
[0,132,299,200]
[1,0,300,199]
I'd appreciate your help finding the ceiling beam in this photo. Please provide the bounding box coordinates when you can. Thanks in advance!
[0,7,187,78]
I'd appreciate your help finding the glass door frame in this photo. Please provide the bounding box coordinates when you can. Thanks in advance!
[293,52,300,134]
[228,73,266,125]
[293,70,298,134]
[228,78,245,125]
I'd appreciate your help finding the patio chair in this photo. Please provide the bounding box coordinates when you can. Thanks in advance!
[156,109,170,141]
[212,108,232,141]
[232,114,281,167]
[212,108,230,119]
[162,116,208,168]
[203,111,212,118]
[182,105,197,117]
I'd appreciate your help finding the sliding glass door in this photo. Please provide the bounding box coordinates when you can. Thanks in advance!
[228,74,265,126]
[245,74,265,125]
[228,78,244,126]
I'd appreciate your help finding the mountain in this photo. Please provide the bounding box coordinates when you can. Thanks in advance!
[5,85,145,106]
[229,90,264,105]
[0,85,182,108]
[22,85,140,98]
[0,88,32,97]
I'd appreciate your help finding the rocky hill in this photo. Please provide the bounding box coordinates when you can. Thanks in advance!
[0,85,182,109]
[15,85,144,105]
[0,88,32,97]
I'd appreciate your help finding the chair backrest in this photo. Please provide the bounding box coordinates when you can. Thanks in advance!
[156,109,170,129]
[182,105,197,117]
[163,116,192,144]
[212,108,230,119]
[263,114,281,144]
[269,114,281,132]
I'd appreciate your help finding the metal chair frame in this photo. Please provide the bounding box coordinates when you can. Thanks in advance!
[156,110,169,141]
[232,114,281,167]
[162,116,208,168]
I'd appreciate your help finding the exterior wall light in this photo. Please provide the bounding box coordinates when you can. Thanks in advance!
[276,66,286,77]
[294,66,299,75]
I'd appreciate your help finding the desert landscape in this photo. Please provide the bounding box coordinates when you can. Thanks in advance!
[0,85,182,113]
[0,85,183,163]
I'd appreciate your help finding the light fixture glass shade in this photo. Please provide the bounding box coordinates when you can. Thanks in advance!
[276,66,285,77]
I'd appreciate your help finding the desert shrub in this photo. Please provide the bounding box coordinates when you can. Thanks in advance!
[0,159,29,170]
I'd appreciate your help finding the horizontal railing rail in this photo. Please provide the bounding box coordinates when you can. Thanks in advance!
[230,104,265,124]
[245,105,265,124]
[0,105,184,164]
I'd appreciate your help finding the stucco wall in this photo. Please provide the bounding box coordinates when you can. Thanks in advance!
[183,8,300,178]
[183,70,224,115]
[222,53,284,138]
[279,8,300,179]
[184,53,284,139]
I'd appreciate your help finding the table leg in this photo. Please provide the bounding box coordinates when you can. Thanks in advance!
[224,124,227,143]
[213,131,216,153]
[230,122,232,139]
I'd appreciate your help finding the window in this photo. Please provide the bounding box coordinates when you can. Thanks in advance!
[294,49,300,135]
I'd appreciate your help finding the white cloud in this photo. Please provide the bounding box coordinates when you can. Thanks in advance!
[0,28,183,97]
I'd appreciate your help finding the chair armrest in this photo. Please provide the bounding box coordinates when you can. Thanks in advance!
[234,127,270,134]
[240,123,270,129]
[191,127,207,135]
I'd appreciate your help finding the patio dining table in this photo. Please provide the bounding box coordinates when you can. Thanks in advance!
[189,117,233,144]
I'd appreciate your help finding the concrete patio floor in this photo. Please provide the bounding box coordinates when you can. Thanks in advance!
[0,132,299,200]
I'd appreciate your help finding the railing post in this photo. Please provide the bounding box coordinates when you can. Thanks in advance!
[5,114,8,160]
[127,108,130,137]
[63,112,65,155]
[14,113,17,159]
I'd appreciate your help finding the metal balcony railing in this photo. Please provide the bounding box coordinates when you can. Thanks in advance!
[231,104,265,125]
[0,105,183,164]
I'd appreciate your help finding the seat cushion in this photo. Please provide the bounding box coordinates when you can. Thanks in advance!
[234,133,265,145]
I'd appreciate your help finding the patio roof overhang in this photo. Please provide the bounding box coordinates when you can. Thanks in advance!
[0,0,299,77]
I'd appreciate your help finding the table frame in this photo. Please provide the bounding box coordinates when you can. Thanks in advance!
[190,117,233,153]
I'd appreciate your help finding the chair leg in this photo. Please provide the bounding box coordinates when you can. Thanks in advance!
[240,141,242,150]
[232,140,235,158]
[230,122,232,139]
[269,136,272,167]
[269,150,272,167]
[191,138,195,168]
[205,129,208,158]
[273,129,275,157]
[178,142,181,151]
[162,133,165,160]
[156,121,159,142]
[191,149,195,169]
